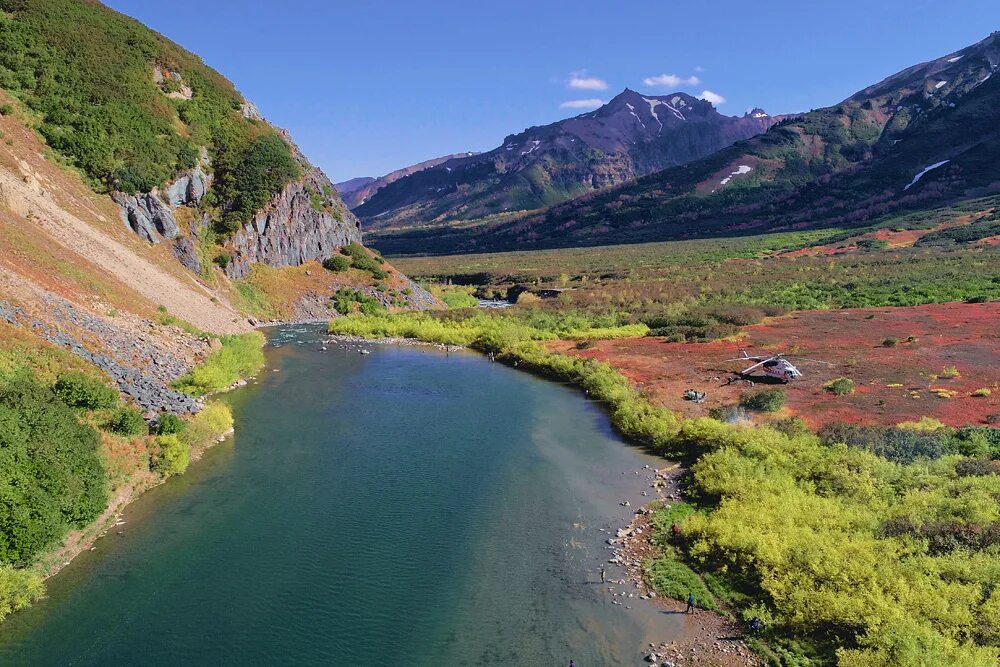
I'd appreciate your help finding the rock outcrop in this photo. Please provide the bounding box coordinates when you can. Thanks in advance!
[224,162,362,279]
[113,150,211,244]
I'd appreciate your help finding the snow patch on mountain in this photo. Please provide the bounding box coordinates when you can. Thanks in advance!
[625,102,646,129]
[934,80,947,89]
[946,55,963,63]
[720,165,752,185]
[903,160,949,191]
[521,140,541,156]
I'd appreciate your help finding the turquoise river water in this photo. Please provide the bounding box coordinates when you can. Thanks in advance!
[0,324,689,665]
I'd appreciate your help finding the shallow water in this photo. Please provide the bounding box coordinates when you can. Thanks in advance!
[0,325,686,665]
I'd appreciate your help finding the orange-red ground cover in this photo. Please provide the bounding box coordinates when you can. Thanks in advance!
[552,302,1000,428]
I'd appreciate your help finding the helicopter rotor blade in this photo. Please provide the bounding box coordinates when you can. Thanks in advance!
[740,360,768,374]
[784,356,834,366]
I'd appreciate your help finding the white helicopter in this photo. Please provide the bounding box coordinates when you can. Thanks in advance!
[727,349,831,383]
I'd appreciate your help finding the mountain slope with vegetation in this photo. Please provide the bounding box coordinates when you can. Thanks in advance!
[372,33,1000,255]
[356,89,776,233]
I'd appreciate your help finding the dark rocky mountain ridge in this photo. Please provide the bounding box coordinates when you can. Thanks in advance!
[355,90,778,230]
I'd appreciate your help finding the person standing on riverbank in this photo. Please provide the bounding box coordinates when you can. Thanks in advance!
[600,566,606,584]
[686,593,696,613]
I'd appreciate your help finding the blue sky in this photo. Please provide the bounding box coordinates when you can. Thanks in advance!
[107,0,998,182]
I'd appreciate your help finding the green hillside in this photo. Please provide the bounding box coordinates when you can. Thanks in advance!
[0,0,298,230]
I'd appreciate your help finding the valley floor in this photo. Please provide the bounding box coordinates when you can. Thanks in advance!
[552,301,1000,429]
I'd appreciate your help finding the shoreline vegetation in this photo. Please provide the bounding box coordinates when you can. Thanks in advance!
[328,310,1000,667]
[0,331,263,623]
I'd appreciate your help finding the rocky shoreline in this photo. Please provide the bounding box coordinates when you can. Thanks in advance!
[606,464,761,667]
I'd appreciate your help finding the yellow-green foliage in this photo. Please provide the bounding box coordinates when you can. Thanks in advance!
[181,402,233,450]
[0,566,43,622]
[151,434,188,477]
[426,284,479,309]
[684,429,1000,665]
[173,333,265,396]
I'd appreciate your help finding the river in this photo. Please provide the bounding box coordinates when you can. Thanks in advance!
[0,324,687,665]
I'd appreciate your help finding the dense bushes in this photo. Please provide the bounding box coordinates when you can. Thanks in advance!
[332,289,385,316]
[0,377,107,565]
[0,566,43,622]
[172,333,265,396]
[213,126,301,232]
[739,388,786,412]
[322,255,351,272]
[151,434,189,477]
[53,372,119,410]
[105,406,147,438]
[825,377,855,395]
[339,243,388,279]
[818,422,999,463]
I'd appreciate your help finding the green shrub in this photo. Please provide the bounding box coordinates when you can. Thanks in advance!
[181,402,233,450]
[212,251,231,269]
[939,366,961,379]
[172,332,265,396]
[0,377,107,564]
[972,388,992,397]
[825,377,855,395]
[105,406,146,438]
[351,254,388,280]
[154,413,186,436]
[332,288,385,316]
[739,388,786,412]
[0,103,12,116]
[151,434,189,477]
[0,566,44,621]
[881,337,898,347]
[53,371,119,410]
[322,255,350,272]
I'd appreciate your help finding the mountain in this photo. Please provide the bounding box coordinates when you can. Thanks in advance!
[371,33,1000,255]
[0,0,433,408]
[336,152,477,209]
[355,90,778,231]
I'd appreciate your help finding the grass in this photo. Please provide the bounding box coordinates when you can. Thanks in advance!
[172,333,265,396]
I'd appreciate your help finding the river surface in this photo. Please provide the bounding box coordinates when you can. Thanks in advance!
[0,325,687,665]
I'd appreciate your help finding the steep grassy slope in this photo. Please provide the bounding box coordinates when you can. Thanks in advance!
[372,33,1000,255]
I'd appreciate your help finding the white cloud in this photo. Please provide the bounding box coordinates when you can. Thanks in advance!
[568,70,608,91]
[560,98,605,109]
[642,73,700,87]
[694,66,705,73]
[697,90,726,105]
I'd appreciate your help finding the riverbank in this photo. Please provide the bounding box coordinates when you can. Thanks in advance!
[326,310,1000,666]
[10,333,260,604]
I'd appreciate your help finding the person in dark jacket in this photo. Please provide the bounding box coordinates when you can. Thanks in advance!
[685,593,696,613]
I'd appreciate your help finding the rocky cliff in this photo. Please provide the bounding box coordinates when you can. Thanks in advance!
[225,153,362,280]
